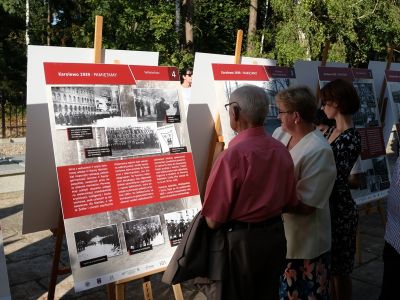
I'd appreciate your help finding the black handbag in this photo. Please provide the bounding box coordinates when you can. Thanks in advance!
[162,211,209,284]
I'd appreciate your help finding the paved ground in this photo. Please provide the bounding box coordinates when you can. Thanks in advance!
[0,138,393,299]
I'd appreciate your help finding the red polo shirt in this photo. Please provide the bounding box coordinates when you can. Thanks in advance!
[202,126,298,223]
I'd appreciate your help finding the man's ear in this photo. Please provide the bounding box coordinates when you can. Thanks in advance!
[233,106,240,121]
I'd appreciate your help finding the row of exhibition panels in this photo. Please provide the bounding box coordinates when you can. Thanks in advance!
[15,46,400,290]
[23,45,400,238]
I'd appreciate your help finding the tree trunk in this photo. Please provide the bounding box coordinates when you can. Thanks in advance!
[175,0,181,46]
[25,0,30,45]
[247,0,258,54]
[47,0,51,45]
[183,0,193,51]
[259,0,269,54]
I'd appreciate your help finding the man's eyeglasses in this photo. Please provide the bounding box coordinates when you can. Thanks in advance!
[224,102,241,111]
[185,73,192,77]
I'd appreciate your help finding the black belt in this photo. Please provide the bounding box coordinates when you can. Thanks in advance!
[227,215,282,230]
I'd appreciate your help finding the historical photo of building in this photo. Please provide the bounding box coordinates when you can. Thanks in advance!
[353,82,379,127]
[122,215,164,254]
[164,208,199,246]
[52,86,121,127]
[132,88,181,122]
[74,224,122,266]
[106,122,161,158]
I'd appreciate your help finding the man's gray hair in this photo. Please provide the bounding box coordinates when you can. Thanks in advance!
[229,85,268,125]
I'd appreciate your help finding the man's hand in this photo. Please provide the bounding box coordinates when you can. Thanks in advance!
[205,217,223,229]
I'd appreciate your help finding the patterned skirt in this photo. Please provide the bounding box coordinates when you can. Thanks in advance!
[279,251,331,300]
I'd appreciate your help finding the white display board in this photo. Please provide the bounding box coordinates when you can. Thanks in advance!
[385,70,400,148]
[368,61,400,146]
[294,61,348,92]
[44,63,201,291]
[318,67,390,205]
[23,46,158,234]
[189,53,275,192]
[211,64,297,146]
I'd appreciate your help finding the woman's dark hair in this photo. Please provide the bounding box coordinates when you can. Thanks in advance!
[320,78,360,115]
[180,67,193,83]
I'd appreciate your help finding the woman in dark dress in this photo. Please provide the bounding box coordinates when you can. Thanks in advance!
[320,79,361,300]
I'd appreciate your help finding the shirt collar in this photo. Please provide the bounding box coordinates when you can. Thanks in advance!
[229,126,266,147]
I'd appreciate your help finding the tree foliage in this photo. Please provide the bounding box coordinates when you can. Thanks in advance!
[1,0,400,105]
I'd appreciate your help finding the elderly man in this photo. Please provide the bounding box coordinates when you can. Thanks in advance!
[201,85,299,300]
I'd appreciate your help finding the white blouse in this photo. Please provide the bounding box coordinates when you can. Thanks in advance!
[273,127,337,259]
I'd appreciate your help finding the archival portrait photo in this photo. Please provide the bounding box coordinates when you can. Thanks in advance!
[132,88,181,122]
[164,208,199,246]
[74,224,122,267]
[52,86,121,128]
[122,215,164,254]
[156,124,181,153]
[106,122,161,158]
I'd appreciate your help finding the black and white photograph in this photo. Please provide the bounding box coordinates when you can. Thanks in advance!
[156,124,181,153]
[164,208,199,246]
[353,82,379,127]
[387,80,400,104]
[106,122,161,157]
[52,86,121,127]
[122,215,164,254]
[119,85,137,117]
[74,224,122,265]
[355,157,390,193]
[132,88,181,122]
[222,78,294,136]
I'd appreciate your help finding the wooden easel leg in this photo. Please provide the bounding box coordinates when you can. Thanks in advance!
[115,282,125,300]
[377,199,387,226]
[107,283,116,300]
[356,225,362,265]
[48,213,65,300]
[142,276,153,300]
[172,283,184,300]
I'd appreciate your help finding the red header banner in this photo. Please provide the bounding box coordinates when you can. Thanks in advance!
[318,66,353,81]
[265,66,296,78]
[386,70,400,82]
[130,66,180,81]
[318,67,373,81]
[44,62,135,85]
[212,64,269,81]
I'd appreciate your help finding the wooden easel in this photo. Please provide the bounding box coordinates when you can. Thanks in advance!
[315,39,330,102]
[114,268,183,300]
[201,30,243,198]
[48,210,71,300]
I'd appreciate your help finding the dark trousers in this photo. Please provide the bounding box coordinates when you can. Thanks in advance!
[224,219,286,300]
[379,241,400,300]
